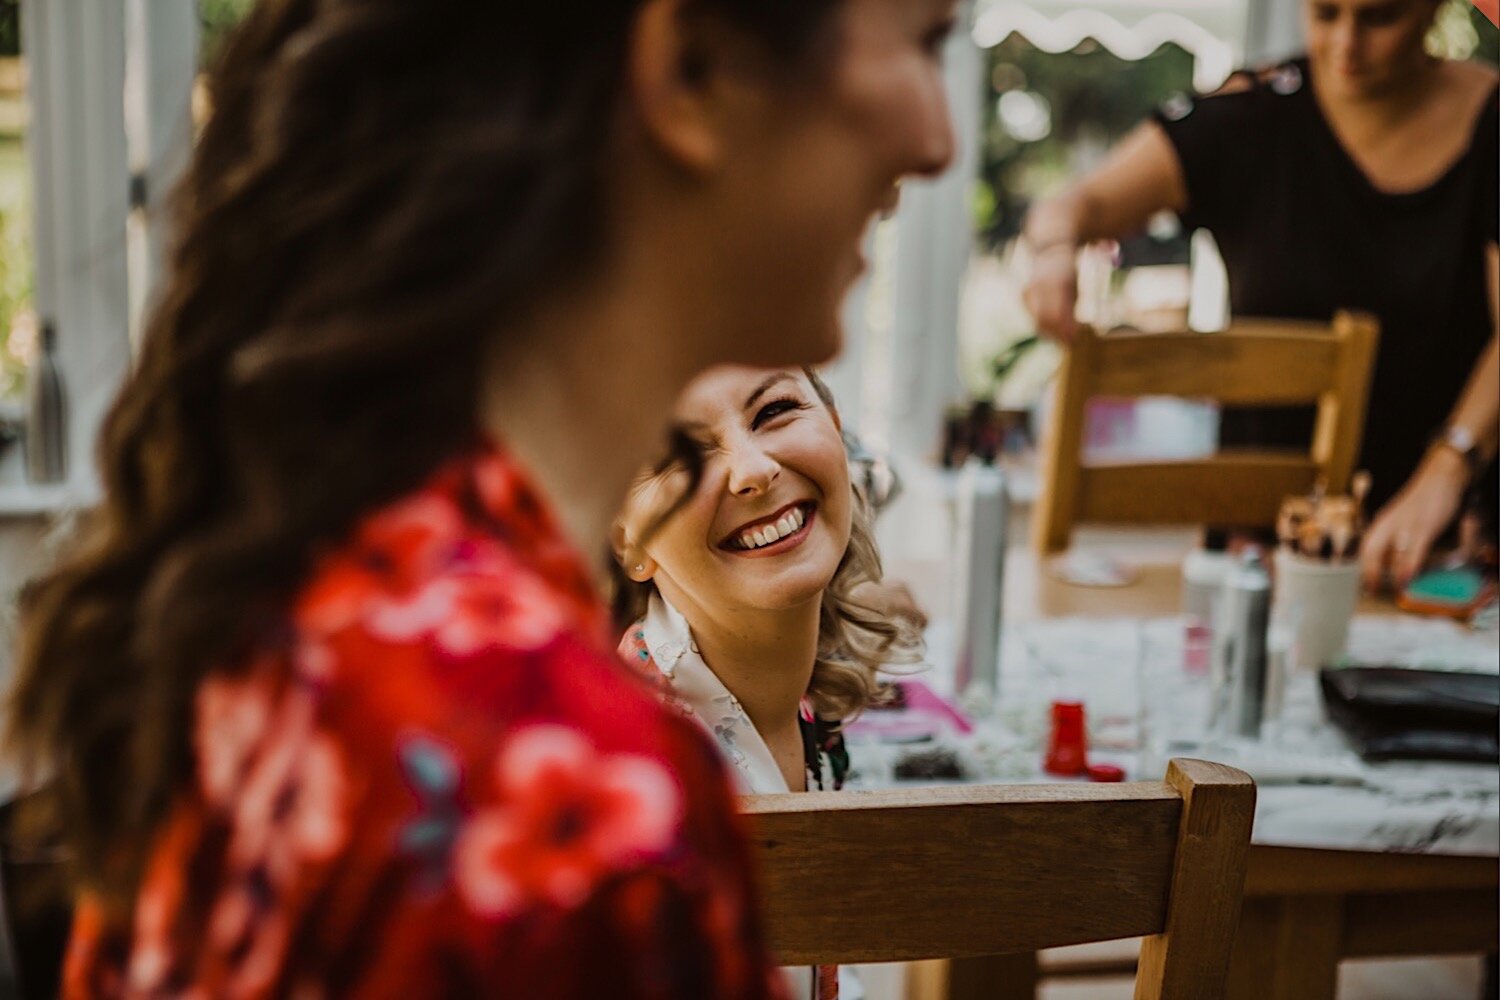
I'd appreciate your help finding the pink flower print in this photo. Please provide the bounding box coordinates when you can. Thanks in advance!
[222,690,350,884]
[454,726,681,918]
[357,492,466,572]
[285,735,349,862]
[366,566,565,656]
[125,879,173,993]
[196,673,274,810]
[293,639,337,683]
[295,492,466,637]
[123,808,200,994]
[472,451,527,520]
[207,881,256,954]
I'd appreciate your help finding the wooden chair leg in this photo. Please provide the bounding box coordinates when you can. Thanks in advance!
[1227,896,1341,1000]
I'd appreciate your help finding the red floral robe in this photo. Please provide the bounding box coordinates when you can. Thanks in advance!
[64,442,786,1000]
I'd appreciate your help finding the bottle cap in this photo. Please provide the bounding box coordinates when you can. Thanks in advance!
[1086,763,1125,782]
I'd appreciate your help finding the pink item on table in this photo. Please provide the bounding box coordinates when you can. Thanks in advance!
[844,679,973,743]
[1184,622,1212,676]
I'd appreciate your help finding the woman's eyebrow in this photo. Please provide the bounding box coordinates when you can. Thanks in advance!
[744,372,798,410]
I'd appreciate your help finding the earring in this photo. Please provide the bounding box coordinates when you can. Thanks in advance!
[634,564,644,573]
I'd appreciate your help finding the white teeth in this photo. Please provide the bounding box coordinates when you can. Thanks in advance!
[736,507,808,550]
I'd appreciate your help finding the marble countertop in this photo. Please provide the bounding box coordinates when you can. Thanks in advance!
[856,614,1499,857]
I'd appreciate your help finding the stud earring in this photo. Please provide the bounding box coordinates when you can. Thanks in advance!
[634,564,644,573]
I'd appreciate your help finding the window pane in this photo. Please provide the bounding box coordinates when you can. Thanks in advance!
[1,0,33,405]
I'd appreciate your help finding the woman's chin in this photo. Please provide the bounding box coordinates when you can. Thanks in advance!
[733,573,835,613]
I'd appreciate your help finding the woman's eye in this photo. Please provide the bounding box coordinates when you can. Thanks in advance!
[652,431,710,476]
[922,20,956,57]
[752,399,805,430]
[1360,6,1401,25]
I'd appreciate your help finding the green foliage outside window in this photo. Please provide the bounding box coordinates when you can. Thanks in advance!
[200,0,257,68]
[0,0,17,59]
[0,140,30,401]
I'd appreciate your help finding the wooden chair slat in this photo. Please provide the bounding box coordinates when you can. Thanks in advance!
[1077,453,1318,526]
[1034,312,1380,555]
[1091,332,1341,405]
[746,760,1255,998]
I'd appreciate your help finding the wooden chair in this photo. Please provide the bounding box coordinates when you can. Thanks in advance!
[744,758,1256,1000]
[1033,312,1380,555]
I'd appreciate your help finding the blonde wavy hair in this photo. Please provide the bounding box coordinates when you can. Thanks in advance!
[609,369,924,721]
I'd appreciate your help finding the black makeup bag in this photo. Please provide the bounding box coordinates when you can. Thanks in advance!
[1320,667,1500,763]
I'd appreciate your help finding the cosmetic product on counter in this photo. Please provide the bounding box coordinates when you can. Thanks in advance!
[1210,549,1272,739]
[1045,700,1088,776]
[952,457,1008,697]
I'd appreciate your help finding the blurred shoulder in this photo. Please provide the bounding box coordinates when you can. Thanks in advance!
[1447,58,1499,119]
[1448,57,1499,92]
[1156,59,1305,127]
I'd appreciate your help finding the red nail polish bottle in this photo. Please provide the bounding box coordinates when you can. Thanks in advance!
[1045,700,1088,777]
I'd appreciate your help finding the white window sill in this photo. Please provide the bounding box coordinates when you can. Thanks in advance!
[0,448,98,516]
[0,481,96,517]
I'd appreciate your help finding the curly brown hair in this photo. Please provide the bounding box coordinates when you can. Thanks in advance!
[6,0,847,902]
[610,370,923,721]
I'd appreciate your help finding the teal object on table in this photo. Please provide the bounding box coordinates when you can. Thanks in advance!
[1405,567,1485,605]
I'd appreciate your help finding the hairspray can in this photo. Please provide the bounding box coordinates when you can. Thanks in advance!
[1209,549,1271,739]
[953,458,1008,696]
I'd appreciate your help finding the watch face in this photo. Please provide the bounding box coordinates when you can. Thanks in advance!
[1446,426,1478,455]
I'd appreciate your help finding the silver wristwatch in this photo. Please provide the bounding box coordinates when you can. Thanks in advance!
[1433,425,1482,477]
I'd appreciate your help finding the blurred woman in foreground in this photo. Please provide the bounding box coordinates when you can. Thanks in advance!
[6,0,956,995]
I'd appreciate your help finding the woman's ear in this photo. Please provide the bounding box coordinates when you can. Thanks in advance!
[611,521,659,583]
[627,0,758,173]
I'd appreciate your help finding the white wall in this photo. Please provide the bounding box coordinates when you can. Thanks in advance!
[881,1,984,464]
[1243,0,1306,64]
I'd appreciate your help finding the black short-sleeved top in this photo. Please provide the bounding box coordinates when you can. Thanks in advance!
[1153,58,1498,519]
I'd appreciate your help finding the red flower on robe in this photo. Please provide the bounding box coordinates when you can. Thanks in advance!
[456,726,681,917]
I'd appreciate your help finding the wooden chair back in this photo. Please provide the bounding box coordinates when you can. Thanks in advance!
[1033,312,1380,555]
[744,758,1255,1000]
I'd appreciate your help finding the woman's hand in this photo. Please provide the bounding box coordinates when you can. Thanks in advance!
[1022,244,1081,343]
[1360,448,1470,591]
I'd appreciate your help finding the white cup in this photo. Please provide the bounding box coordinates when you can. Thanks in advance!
[1272,549,1361,670]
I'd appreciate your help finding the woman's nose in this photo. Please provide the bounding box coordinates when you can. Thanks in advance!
[725,444,781,497]
[909,87,957,181]
[1333,20,1361,60]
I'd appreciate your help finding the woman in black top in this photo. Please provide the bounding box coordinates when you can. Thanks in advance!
[1023,0,1498,590]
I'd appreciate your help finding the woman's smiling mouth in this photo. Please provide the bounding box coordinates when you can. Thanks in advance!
[719,502,817,557]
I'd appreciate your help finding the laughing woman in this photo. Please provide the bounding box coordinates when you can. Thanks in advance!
[612,366,923,1000]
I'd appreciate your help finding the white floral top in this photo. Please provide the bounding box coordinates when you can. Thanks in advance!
[621,593,862,1000]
